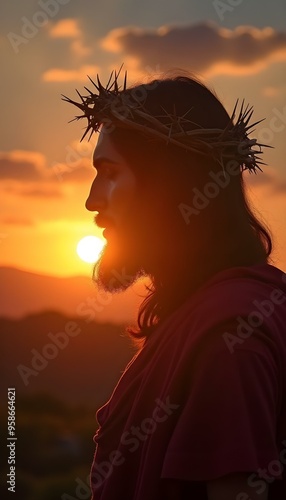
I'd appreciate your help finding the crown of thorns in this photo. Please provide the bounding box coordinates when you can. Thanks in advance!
[62,66,270,173]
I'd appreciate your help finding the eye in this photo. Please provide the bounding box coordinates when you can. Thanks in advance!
[102,165,117,180]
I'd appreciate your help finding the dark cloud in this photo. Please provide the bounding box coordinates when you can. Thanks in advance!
[271,179,286,193]
[244,170,274,187]
[1,216,35,226]
[0,157,42,181]
[19,187,63,198]
[0,150,92,187]
[244,168,286,194]
[1,184,63,198]
[50,158,94,183]
[102,23,286,74]
[59,166,94,183]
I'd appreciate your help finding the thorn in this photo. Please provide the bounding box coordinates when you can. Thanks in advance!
[87,75,100,92]
[230,99,239,123]
[181,106,194,120]
[88,127,94,141]
[83,86,93,95]
[76,89,85,103]
[68,115,83,123]
[117,63,124,78]
[97,74,103,92]
[106,70,114,91]
[123,70,127,91]
[114,69,119,94]
[244,118,265,131]
[80,124,92,142]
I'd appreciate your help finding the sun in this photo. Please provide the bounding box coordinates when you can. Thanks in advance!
[76,235,105,264]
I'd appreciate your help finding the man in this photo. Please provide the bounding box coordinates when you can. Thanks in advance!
[64,69,286,499]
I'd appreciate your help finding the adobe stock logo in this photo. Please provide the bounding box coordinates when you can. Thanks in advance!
[52,140,94,181]
[7,0,71,54]
[178,158,240,222]
[61,396,179,500]
[17,321,81,386]
[213,0,243,22]
[223,278,286,354]
[238,439,286,499]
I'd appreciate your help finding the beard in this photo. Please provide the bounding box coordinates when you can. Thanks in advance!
[92,201,149,293]
[93,230,146,293]
[92,186,186,294]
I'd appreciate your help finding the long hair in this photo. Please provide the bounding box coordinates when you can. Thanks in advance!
[108,74,273,341]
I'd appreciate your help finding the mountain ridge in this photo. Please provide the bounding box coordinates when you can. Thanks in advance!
[0,266,145,323]
[0,310,134,405]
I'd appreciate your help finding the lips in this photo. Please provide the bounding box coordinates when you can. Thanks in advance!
[94,214,114,239]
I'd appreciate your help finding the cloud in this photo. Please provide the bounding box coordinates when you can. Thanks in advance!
[1,216,35,226]
[244,167,286,194]
[261,85,286,97]
[2,184,63,198]
[244,170,274,188]
[50,139,96,182]
[0,149,92,187]
[48,18,81,39]
[0,151,46,181]
[51,159,94,183]
[70,38,92,57]
[47,17,91,57]
[262,86,280,97]
[19,187,63,198]
[271,178,286,194]
[101,22,286,76]
[42,64,99,82]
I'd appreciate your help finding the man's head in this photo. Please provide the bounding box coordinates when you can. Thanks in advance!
[85,129,143,292]
[65,71,272,334]
[85,123,184,293]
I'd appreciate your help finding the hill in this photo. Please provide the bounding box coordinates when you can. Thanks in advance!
[0,311,135,407]
[0,266,146,323]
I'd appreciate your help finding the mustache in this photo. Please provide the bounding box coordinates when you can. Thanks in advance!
[94,213,114,229]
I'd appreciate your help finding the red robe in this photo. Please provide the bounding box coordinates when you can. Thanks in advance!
[90,263,286,499]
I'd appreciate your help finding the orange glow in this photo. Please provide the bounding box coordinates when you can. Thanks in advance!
[206,51,286,77]
[48,18,81,39]
[42,65,100,83]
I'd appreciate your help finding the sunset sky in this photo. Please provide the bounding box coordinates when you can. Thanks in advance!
[1,0,286,277]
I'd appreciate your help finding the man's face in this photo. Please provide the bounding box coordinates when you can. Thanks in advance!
[85,129,145,292]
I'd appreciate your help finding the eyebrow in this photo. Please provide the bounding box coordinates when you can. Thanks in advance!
[92,156,120,169]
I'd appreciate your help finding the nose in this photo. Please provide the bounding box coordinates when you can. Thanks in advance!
[85,178,106,212]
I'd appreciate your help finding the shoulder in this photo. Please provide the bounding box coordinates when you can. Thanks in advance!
[184,263,286,335]
[167,264,286,374]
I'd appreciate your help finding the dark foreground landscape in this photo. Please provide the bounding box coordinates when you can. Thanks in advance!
[0,312,134,499]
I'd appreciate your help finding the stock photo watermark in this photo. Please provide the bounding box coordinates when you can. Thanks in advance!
[236,439,286,499]
[7,388,17,494]
[7,0,71,54]
[55,64,161,181]
[223,273,286,353]
[17,321,81,386]
[213,0,244,22]
[61,396,180,499]
[178,157,240,222]
[52,141,94,181]
[178,101,286,223]
[257,104,286,144]
[16,266,136,386]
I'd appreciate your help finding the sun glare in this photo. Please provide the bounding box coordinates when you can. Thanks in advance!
[76,235,105,264]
